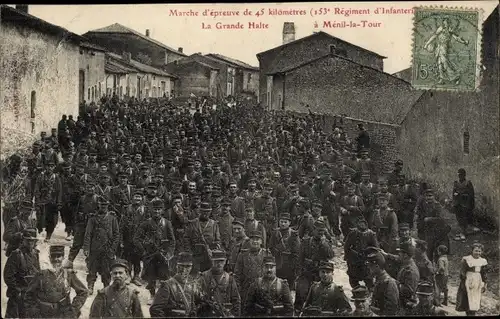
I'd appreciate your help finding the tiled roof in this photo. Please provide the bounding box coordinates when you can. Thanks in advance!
[257,31,386,59]
[80,41,107,52]
[205,53,258,71]
[89,23,187,56]
[107,52,177,78]
[1,5,83,44]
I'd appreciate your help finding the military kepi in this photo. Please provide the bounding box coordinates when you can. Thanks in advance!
[50,245,65,257]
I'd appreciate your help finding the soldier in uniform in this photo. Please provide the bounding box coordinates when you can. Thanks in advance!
[366,251,400,316]
[244,255,294,317]
[111,172,133,221]
[395,241,420,315]
[351,285,378,317]
[234,230,267,306]
[452,168,476,241]
[68,181,97,263]
[340,182,365,238]
[216,199,234,254]
[149,252,204,317]
[244,207,267,248]
[3,200,36,257]
[198,250,241,317]
[269,212,300,289]
[134,198,175,303]
[344,216,379,291]
[357,171,376,223]
[255,180,279,238]
[4,229,40,318]
[294,219,335,314]
[120,189,147,285]
[83,198,121,295]
[89,259,144,318]
[408,282,448,316]
[185,202,221,276]
[24,245,88,318]
[301,261,352,317]
[371,193,399,255]
[227,217,251,273]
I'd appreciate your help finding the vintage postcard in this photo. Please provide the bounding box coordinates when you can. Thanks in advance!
[1,2,498,318]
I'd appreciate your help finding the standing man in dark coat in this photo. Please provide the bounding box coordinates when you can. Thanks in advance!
[83,198,120,295]
[355,124,370,154]
[198,250,241,317]
[366,251,400,316]
[452,168,476,241]
[301,261,352,317]
[395,241,420,315]
[24,245,88,318]
[3,229,40,318]
[89,259,144,318]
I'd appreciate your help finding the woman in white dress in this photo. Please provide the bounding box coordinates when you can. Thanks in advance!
[455,242,488,316]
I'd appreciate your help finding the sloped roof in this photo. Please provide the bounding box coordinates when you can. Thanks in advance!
[274,53,423,124]
[80,41,107,52]
[205,53,258,71]
[107,52,177,78]
[88,23,187,56]
[1,5,83,44]
[257,31,386,58]
[392,67,412,83]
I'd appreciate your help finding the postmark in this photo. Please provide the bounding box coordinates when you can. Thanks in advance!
[411,7,483,91]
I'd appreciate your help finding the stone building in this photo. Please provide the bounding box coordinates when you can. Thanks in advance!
[79,42,106,104]
[397,6,500,228]
[104,52,177,100]
[0,5,83,157]
[82,23,186,69]
[257,25,387,107]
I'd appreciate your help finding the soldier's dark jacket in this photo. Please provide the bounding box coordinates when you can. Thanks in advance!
[245,276,294,316]
[302,281,352,314]
[24,268,89,318]
[199,269,241,317]
[371,270,399,316]
[89,283,144,318]
[149,275,203,317]
[4,247,40,298]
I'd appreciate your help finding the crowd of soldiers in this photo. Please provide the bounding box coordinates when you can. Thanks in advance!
[1,94,478,318]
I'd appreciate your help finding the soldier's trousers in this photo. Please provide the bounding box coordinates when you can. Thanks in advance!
[37,203,58,236]
[68,223,86,262]
[60,203,76,234]
[5,294,25,318]
[86,252,112,287]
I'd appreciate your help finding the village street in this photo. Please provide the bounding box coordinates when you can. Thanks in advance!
[2,200,497,317]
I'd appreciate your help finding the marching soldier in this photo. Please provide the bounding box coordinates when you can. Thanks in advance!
[340,182,365,238]
[133,198,175,303]
[371,193,399,254]
[217,199,234,254]
[395,241,420,315]
[3,229,40,318]
[3,200,36,257]
[244,255,294,317]
[301,260,352,317]
[366,251,400,316]
[244,207,267,248]
[68,181,97,263]
[111,172,133,220]
[234,230,267,306]
[227,217,250,273]
[351,285,378,317]
[185,201,222,275]
[357,171,376,222]
[408,282,448,316]
[83,198,120,295]
[344,216,379,291]
[120,189,147,285]
[198,250,241,317]
[269,212,300,289]
[24,245,89,318]
[89,259,144,318]
[294,219,335,314]
[149,252,204,317]
[171,193,190,254]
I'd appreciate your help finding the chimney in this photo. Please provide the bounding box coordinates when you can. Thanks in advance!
[283,22,295,45]
[16,5,29,14]
[178,47,183,53]
[145,29,150,37]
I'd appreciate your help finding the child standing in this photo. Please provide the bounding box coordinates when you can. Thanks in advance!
[435,245,449,306]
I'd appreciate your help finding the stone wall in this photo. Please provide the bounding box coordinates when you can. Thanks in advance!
[1,21,79,159]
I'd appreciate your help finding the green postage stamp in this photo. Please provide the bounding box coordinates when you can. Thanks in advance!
[411,7,483,91]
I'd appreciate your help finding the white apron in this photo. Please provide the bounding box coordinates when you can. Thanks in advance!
[464,256,487,311]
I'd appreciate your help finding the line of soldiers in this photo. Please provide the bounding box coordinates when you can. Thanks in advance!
[2,95,459,317]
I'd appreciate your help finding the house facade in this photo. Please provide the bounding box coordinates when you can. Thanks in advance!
[1,5,83,157]
[79,42,106,104]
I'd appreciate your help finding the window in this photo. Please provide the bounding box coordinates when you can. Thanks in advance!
[463,131,470,154]
[88,88,90,100]
[120,86,123,97]
[91,87,95,101]
[226,82,232,96]
[98,83,101,98]
[247,73,252,86]
[126,86,130,96]
[30,90,36,118]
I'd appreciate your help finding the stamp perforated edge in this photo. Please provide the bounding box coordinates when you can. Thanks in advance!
[410,5,485,92]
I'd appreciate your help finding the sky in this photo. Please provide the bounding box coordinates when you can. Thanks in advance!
[14,1,499,74]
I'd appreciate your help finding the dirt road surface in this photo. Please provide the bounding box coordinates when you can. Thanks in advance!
[1,211,497,317]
